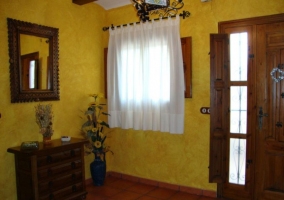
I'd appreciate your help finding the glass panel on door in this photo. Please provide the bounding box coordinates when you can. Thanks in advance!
[229,138,247,185]
[230,86,247,134]
[229,32,248,185]
[230,33,248,81]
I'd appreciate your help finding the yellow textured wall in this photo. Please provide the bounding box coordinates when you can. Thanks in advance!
[104,0,284,192]
[0,0,283,199]
[0,0,106,199]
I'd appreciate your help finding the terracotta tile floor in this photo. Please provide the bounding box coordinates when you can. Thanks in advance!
[85,176,219,200]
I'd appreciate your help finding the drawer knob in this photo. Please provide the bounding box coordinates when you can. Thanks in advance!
[72,185,77,192]
[71,162,76,169]
[47,168,53,176]
[46,155,52,163]
[48,181,53,188]
[72,174,76,180]
[70,149,75,156]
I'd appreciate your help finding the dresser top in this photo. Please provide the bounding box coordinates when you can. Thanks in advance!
[7,137,88,155]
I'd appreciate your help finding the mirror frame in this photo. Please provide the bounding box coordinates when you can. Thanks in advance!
[7,18,60,103]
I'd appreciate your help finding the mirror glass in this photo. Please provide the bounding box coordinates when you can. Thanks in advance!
[7,18,60,103]
[20,34,50,90]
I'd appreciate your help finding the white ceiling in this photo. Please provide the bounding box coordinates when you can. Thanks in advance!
[95,0,132,10]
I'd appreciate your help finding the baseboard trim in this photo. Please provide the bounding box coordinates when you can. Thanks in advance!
[85,171,216,198]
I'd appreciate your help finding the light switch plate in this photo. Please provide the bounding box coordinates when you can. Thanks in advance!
[200,107,210,114]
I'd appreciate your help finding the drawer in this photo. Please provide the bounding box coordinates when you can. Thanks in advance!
[39,182,84,200]
[37,148,81,167]
[38,160,82,180]
[38,171,83,194]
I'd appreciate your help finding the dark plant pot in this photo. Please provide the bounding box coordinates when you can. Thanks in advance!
[90,156,106,186]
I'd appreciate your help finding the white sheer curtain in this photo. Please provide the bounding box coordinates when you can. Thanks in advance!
[107,17,184,134]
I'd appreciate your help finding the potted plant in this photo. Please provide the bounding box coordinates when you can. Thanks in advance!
[81,93,112,186]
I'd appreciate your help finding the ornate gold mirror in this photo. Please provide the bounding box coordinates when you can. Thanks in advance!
[7,18,60,103]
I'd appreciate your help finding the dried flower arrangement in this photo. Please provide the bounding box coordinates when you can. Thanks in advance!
[35,104,53,138]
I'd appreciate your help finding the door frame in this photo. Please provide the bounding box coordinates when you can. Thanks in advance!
[209,13,284,200]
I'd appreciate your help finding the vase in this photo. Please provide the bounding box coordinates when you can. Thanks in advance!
[43,136,51,144]
[90,156,106,186]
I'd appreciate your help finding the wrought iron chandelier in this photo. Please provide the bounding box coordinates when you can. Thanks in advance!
[132,0,189,22]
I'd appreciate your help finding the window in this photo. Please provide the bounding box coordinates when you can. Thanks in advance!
[107,18,185,134]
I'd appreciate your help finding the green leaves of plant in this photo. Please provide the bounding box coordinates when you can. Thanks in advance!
[102,112,110,116]
[99,121,110,128]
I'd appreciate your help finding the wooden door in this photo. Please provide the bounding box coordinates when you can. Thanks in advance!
[21,52,39,90]
[209,14,284,200]
[254,22,284,200]
[209,32,254,200]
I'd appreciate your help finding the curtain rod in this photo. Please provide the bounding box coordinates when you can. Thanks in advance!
[102,10,190,31]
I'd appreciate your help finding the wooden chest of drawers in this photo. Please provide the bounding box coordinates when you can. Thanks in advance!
[7,138,88,200]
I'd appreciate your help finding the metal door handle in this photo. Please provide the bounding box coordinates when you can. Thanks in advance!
[246,159,253,168]
[258,107,268,130]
